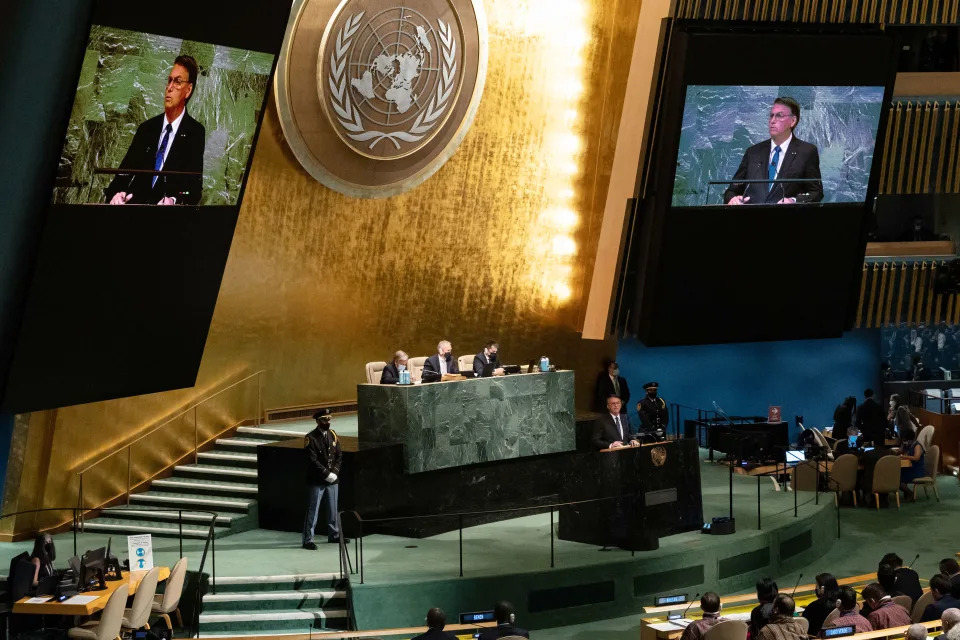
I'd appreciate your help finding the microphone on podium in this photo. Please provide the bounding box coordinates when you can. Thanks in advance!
[790,573,803,596]
[907,554,919,569]
[681,593,701,619]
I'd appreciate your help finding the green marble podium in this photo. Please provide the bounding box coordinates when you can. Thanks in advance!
[357,371,575,473]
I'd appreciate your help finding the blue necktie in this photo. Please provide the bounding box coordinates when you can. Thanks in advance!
[153,123,172,188]
[768,145,781,193]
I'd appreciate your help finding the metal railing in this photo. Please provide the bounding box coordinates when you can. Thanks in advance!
[75,370,265,523]
[0,506,217,638]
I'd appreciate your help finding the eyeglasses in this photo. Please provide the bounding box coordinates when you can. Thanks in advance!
[166,77,190,88]
[769,112,794,121]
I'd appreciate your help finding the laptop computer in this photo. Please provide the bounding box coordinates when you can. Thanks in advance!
[785,450,806,465]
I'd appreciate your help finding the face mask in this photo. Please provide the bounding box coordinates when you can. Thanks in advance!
[489,353,497,361]
[612,369,619,376]
[398,364,406,371]
[444,352,452,361]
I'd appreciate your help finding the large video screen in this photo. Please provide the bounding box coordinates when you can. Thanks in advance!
[673,85,885,207]
[54,25,274,207]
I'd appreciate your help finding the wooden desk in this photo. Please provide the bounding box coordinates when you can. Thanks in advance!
[14,566,170,616]
[733,458,910,477]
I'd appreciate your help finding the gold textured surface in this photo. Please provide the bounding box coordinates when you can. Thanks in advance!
[8,0,639,532]
[676,0,958,22]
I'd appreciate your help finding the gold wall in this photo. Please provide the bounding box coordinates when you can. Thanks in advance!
[4,0,643,533]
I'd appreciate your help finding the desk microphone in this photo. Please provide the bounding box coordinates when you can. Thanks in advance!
[907,554,919,569]
[681,593,701,619]
[790,573,804,596]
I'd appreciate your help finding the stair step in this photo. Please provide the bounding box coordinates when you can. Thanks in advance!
[215,437,274,449]
[152,478,258,495]
[202,589,346,611]
[82,519,214,538]
[198,451,258,464]
[130,492,253,512]
[102,507,236,524]
[210,573,342,592]
[174,464,258,479]
[199,609,349,632]
[236,426,308,440]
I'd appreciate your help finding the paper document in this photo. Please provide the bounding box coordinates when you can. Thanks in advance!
[647,620,692,632]
[62,595,100,605]
[723,612,752,621]
[25,596,52,603]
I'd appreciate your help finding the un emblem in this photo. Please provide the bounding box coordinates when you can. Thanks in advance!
[276,0,488,197]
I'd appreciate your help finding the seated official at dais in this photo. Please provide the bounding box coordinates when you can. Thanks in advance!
[381,350,409,385]
[423,340,459,381]
[592,396,639,450]
[474,340,505,377]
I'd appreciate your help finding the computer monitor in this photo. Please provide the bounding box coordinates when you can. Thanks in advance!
[79,546,108,591]
[785,450,806,465]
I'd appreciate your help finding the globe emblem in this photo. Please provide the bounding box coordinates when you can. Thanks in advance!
[324,6,460,159]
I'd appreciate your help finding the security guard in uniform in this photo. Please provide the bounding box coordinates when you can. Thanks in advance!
[637,381,669,442]
[302,409,348,549]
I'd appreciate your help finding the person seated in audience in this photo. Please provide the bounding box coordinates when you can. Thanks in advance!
[412,608,457,640]
[880,552,923,604]
[820,586,874,636]
[905,623,928,640]
[943,608,960,635]
[29,533,55,587]
[380,350,409,385]
[899,423,926,499]
[681,592,725,640]
[477,601,529,639]
[863,583,911,630]
[941,559,960,594]
[878,564,906,601]
[802,573,840,636]
[893,405,920,439]
[921,575,960,622]
[749,578,779,638]
[947,624,960,640]
[757,594,806,640]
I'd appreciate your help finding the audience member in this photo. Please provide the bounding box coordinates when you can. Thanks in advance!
[757,595,806,640]
[749,578,779,638]
[802,573,840,636]
[943,608,960,634]
[29,533,55,587]
[820,586,874,635]
[863,583,911,630]
[894,404,921,438]
[477,601,529,639]
[412,608,457,640]
[681,593,725,640]
[905,623,928,640]
[947,624,960,640]
[899,422,926,499]
[881,552,923,604]
[921,575,960,622]
[941,559,960,595]
[878,564,902,598]
[857,389,887,446]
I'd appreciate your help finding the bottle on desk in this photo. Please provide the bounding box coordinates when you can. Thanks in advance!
[539,356,550,372]
[399,369,411,385]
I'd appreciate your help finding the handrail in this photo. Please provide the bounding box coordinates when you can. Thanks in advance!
[76,369,265,524]
[77,369,266,475]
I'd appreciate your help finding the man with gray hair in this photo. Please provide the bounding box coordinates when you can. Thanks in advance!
[905,624,928,640]
[423,340,459,380]
[943,608,960,635]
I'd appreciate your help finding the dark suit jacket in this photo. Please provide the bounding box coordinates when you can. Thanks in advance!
[921,594,960,622]
[410,629,458,640]
[595,373,630,411]
[474,351,496,376]
[894,567,923,604]
[380,363,400,385]
[105,111,205,205]
[856,398,887,445]
[592,412,635,449]
[478,624,530,639]
[422,354,459,379]
[723,137,823,204]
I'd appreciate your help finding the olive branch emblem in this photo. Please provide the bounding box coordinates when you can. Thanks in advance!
[328,12,457,151]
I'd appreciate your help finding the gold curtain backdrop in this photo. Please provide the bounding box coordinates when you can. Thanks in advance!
[2,0,640,535]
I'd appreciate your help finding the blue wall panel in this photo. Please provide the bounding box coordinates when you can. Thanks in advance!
[615,330,881,441]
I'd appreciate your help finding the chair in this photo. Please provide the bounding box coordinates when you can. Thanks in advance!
[795,617,810,635]
[911,590,934,623]
[408,356,428,382]
[911,444,940,502]
[812,427,834,460]
[892,594,913,610]
[916,425,935,451]
[122,566,160,631]
[830,453,859,507]
[68,583,128,640]
[152,557,187,629]
[457,354,474,374]
[364,361,387,384]
[822,608,840,627]
[872,455,902,510]
[791,460,819,492]
[703,620,748,640]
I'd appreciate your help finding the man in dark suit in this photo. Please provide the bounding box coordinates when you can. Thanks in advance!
[380,350,408,384]
[592,396,639,450]
[422,340,459,381]
[411,608,457,640]
[595,360,629,412]
[477,601,529,639]
[880,553,923,604]
[474,340,504,377]
[723,97,823,206]
[856,388,887,446]
[920,575,960,622]
[105,55,204,205]
[940,558,960,596]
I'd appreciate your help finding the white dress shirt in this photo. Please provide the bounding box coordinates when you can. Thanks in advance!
[157,109,186,170]
[439,355,448,375]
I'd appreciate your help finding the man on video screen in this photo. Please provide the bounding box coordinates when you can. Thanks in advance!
[105,55,205,206]
[723,97,823,206]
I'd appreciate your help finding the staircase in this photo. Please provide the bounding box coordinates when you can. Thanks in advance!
[83,426,308,539]
[199,572,349,637]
